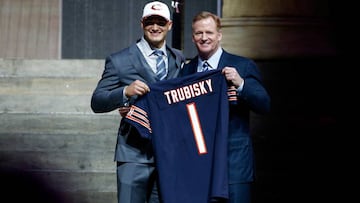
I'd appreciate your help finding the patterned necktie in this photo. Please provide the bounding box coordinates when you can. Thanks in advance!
[153,50,167,80]
[202,61,210,72]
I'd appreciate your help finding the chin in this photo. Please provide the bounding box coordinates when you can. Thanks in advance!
[151,36,164,42]
[199,48,211,54]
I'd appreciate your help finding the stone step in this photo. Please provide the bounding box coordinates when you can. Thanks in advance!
[0,94,98,114]
[0,77,98,95]
[0,113,120,134]
[0,77,104,114]
[0,150,116,172]
[0,94,96,114]
[0,59,104,78]
[0,113,119,171]
[0,60,107,114]
[1,168,117,203]
[64,191,117,203]
[35,170,116,193]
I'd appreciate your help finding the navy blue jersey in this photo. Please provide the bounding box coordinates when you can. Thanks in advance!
[124,69,229,203]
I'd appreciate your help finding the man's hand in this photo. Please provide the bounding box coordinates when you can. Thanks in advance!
[125,80,150,97]
[222,67,244,88]
[120,80,150,117]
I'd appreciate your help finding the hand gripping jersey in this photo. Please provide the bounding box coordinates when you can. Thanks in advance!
[124,69,229,203]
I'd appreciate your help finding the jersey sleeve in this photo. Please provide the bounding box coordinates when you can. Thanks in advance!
[123,97,152,139]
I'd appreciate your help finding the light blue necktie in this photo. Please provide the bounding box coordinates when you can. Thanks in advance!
[153,50,167,80]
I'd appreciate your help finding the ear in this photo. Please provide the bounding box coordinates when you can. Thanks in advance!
[167,21,173,31]
[218,30,222,41]
[141,21,144,29]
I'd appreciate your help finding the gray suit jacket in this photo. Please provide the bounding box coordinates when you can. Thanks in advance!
[91,42,185,163]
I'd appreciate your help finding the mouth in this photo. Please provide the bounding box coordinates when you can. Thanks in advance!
[199,43,210,48]
[149,31,162,36]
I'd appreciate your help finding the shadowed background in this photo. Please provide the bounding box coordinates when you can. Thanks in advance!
[0,0,345,202]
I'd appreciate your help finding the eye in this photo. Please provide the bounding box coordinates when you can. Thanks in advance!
[143,16,168,27]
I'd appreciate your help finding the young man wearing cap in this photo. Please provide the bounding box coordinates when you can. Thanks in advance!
[91,1,185,203]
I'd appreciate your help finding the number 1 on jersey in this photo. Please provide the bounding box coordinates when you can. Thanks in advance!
[186,102,208,154]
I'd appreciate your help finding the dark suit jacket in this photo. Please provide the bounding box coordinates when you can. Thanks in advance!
[180,50,270,184]
[91,42,185,163]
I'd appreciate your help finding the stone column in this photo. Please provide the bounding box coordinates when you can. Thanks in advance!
[221,0,336,59]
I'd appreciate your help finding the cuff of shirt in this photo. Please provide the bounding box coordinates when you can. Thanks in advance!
[236,81,244,95]
[123,86,130,106]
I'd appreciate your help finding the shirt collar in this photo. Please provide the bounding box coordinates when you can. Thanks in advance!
[197,47,223,70]
[137,37,167,57]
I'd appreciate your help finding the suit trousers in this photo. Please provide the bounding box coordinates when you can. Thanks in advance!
[116,162,159,203]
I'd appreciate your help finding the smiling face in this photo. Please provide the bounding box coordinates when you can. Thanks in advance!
[192,16,222,60]
[141,15,172,49]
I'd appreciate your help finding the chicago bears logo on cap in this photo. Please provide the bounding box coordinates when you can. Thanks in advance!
[142,1,171,21]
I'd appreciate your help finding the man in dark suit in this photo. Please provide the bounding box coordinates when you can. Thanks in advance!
[180,11,271,203]
[91,1,185,203]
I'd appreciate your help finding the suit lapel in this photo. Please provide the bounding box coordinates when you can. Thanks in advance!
[187,56,199,74]
[166,49,179,79]
[128,45,157,83]
[216,50,228,70]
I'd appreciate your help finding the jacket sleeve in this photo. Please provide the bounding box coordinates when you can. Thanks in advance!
[91,56,126,113]
[237,59,271,114]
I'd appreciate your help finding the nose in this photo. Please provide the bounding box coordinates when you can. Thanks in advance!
[153,24,160,28]
[201,33,208,40]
